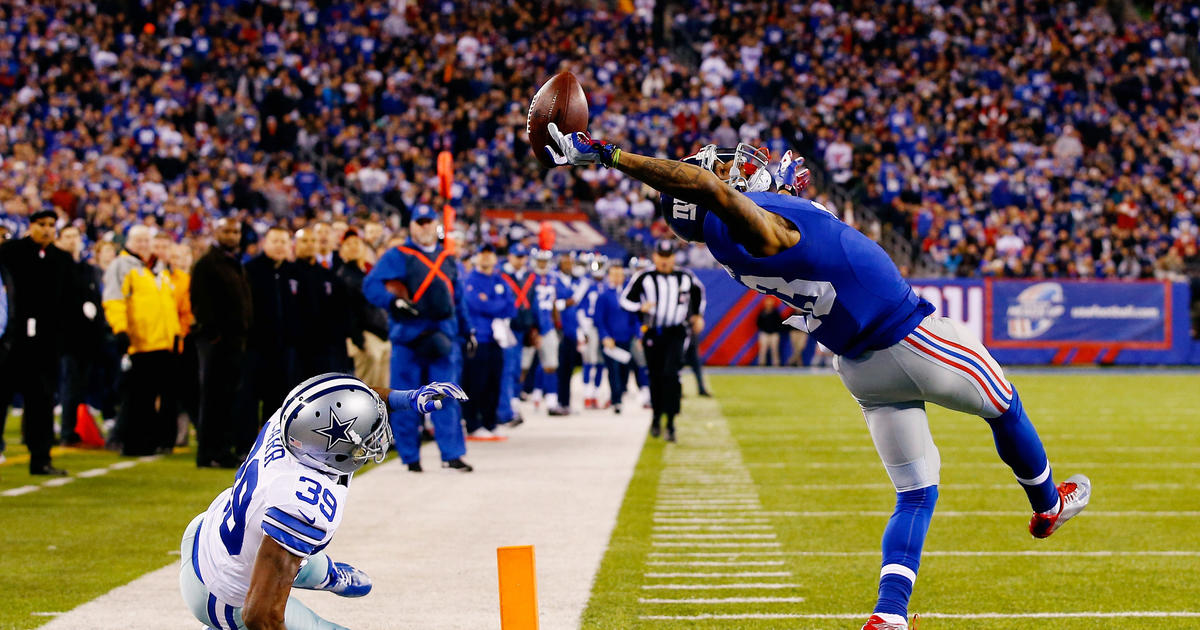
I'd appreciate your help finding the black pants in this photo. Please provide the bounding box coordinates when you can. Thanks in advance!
[236,345,294,456]
[644,327,687,427]
[684,332,709,395]
[604,340,634,408]
[462,340,502,432]
[60,351,93,443]
[0,343,58,471]
[557,335,582,408]
[196,336,246,465]
[119,350,177,456]
[177,334,200,436]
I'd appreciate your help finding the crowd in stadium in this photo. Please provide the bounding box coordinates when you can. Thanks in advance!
[0,0,1199,469]
[0,1,1196,276]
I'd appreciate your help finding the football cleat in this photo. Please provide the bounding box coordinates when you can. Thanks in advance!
[327,562,372,597]
[862,613,918,629]
[1029,474,1091,539]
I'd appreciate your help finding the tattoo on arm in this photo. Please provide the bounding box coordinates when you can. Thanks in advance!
[616,153,719,207]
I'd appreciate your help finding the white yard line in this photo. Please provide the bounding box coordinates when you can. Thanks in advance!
[648,550,1200,558]
[639,597,807,604]
[642,583,801,590]
[644,572,792,578]
[640,611,1200,620]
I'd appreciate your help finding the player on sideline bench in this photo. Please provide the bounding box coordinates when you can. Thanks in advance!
[179,373,465,630]
[544,124,1091,630]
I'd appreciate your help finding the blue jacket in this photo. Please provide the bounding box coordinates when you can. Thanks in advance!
[463,269,515,343]
[595,283,641,345]
[363,240,472,345]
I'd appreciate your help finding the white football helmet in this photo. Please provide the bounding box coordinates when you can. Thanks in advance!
[281,373,391,475]
[687,144,774,193]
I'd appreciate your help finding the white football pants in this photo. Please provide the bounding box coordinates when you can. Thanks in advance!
[833,315,1014,492]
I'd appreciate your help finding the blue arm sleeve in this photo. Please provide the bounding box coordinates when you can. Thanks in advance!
[387,389,417,413]
[364,249,406,309]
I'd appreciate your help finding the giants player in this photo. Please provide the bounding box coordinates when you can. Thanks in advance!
[545,125,1091,630]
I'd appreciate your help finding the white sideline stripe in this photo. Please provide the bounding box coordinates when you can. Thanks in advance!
[642,583,800,590]
[645,572,792,578]
[648,561,788,566]
[652,533,776,539]
[770,482,1200,491]
[639,597,807,604]
[76,468,109,478]
[639,612,1200,621]
[1,456,161,498]
[648,550,1200,558]
[652,542,782,548]
[30,612,66,616]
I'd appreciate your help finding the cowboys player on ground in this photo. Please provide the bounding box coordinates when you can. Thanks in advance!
[179,373,465,630]
[545,124,1091,630]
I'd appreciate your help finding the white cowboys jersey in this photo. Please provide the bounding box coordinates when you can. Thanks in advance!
[194,411,350,606]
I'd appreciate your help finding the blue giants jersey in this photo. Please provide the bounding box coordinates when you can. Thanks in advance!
[703,193,933,359]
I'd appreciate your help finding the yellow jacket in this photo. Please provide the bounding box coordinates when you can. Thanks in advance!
[102,251,181,354]
[170,268,193,337]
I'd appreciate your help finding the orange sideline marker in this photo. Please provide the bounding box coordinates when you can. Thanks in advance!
[497,545,539,630]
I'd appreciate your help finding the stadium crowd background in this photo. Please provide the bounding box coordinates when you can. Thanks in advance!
[0,0,1199,464]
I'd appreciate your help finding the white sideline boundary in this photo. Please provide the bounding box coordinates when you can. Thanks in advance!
[38,378,649,630]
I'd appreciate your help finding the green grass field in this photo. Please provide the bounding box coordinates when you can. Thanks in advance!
[583,373,1200,630]
[1,373,1198,630]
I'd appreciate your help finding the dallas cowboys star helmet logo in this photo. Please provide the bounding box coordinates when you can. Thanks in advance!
[313,407,357,450]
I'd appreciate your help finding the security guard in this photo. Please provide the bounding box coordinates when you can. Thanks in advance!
[364,206,474,472]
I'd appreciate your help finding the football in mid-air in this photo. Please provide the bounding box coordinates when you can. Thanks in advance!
[527,71,589,168]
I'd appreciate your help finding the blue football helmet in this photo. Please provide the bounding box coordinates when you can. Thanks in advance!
[660,144,774,243]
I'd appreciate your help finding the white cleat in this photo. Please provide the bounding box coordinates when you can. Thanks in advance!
[1030,473,1091,539]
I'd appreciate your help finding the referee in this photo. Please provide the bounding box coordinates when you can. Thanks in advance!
[620,239,705,442]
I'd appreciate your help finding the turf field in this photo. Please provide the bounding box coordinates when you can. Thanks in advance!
[582,373,1200,630]
[1,373,1198,630]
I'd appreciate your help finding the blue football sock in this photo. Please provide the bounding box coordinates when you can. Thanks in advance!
[591,364,604,387]
[582,365,593,386]
[985,387,1059,513]
[875,485,937,619]
[539,369,557,396]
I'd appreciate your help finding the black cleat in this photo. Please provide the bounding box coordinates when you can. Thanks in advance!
[613,404,622,415]
[665,428,676,443]
[442,458,474,472]
[407,462,423,473]
[31,465,68,476]
[547,407,571,417]
[649,424,661,438]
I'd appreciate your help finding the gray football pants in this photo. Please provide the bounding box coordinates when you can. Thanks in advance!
[833,315,1014,492]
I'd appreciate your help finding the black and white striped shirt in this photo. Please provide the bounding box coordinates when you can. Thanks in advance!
[620,268,706,331]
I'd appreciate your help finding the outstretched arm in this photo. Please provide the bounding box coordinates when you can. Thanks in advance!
[545,124,797,256]
[614,152,794,255]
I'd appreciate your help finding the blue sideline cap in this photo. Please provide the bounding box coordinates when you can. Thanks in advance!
[411,204,438,223]
[508,243,529,257]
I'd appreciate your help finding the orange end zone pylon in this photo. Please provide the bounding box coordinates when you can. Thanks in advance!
[497,545,539,630]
